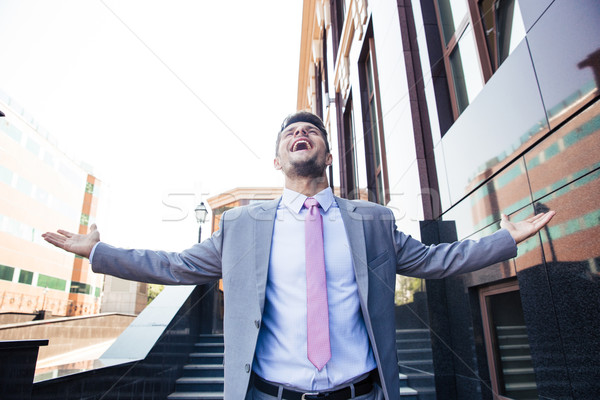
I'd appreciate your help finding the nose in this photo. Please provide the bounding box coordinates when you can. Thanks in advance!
[293,126,308,137]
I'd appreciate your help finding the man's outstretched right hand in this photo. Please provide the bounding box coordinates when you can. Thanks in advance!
[42,224,101,259]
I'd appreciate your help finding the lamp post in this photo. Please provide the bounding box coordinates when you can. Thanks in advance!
[195,201,208,243]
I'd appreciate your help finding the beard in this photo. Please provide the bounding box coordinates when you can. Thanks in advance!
[288,155,327,179]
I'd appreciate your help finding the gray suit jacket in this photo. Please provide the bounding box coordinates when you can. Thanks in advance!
[92,196,517,399]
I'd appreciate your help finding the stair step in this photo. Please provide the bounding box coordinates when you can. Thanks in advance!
[189,352,224,363]
[397,348,433,361]
[167,391,224,400]
[399,373,408,387]
[396,338,432,347]
[196,334,224,343]
[177,377,224,383]
[182,364,224,377]
[395,329,432,340]
[400,386,418,399]
[194,343,225,352]
[175,377,224,392]
[193,341,224,347]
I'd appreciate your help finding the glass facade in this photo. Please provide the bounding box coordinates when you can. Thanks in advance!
[299,0,600,398]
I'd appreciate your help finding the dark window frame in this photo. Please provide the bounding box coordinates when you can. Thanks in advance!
[330,0,346,64]
[479,280,539,400]
[358,28,390,205]
[432,0,526,119]
[336,92,359,199]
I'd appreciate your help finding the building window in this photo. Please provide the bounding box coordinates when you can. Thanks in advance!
[70,281,92,295]
[85,181,94,194]
[0,264,14,281]
[0,165,13,186]
[434,0,526,117]
[320,27,335,189]
[315,62,324,119]
[479,281,538,399]
[479,0,526,71]
[359,35,390,205]
[37,274,67,291]
[330,0,346,63]
[19,269,33,285]
[449,27,484,113]
[342,94,359,199]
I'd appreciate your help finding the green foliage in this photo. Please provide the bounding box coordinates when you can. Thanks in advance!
[395,276,424,305]
[147,284,164,304]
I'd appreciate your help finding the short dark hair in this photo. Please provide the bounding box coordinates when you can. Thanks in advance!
[276,111,330,155]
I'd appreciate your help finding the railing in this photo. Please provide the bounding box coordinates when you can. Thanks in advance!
[30,284,216,400]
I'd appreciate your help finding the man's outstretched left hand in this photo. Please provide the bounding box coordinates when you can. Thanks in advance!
[500,211,556,244]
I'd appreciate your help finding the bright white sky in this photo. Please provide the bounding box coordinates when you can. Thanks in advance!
[0,1,303,251]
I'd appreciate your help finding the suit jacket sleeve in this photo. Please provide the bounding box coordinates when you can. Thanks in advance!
[392,218,517,279]
[90,223,223,285]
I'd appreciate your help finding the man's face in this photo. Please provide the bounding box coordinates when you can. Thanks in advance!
[274,121,332,179]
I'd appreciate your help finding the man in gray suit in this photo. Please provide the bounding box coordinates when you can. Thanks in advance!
[43,111,554,400]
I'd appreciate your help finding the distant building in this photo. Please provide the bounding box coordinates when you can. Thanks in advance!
[298,0,599,399]
[0,91,104,318]
[207,187,284,234]
[206,187,283,313]
[100,276,148,315]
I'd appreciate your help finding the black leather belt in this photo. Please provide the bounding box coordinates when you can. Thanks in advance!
[253,373,373,400]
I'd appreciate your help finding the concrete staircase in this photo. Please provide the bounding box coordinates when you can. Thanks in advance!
[496,325,537,399]
[167,331,435,399]
[396,329,436,400]
[168,334,224,400]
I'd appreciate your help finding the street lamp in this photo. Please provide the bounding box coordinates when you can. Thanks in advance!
[194,201,208,243]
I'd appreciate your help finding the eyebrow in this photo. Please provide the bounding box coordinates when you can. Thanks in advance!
[283,124,319,134]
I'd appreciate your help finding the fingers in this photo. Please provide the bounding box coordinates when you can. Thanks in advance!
[90,223,97,232]
[525,213,547,223]
[57,229,74,238]
[507,210,555,225]
[524,211,555,227]
[500,214,510,230]
[42,232,66,248]
[533,210,555,228]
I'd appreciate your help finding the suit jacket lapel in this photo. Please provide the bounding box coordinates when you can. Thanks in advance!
[336,196,369,305]
[253,197,279,314]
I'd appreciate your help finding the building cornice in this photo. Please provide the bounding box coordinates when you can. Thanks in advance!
[297,0,369,110]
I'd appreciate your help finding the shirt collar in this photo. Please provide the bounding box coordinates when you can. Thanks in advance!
[281,187,335,214]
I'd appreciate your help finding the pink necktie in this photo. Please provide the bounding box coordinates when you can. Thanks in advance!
[304,197,331,370]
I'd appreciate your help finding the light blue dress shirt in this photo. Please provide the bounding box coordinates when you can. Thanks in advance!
[253,187,376,390]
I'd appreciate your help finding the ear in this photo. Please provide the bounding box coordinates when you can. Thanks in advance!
[325,153,333,166]
[274,157,282,171]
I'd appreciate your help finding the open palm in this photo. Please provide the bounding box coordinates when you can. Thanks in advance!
[42,224,101,259]
[500,211,555,244]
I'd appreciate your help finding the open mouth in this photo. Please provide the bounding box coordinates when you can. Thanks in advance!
[292,139,312,152]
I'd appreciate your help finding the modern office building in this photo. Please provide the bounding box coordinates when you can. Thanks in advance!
[0,90,104,318]
[298,0,599,399]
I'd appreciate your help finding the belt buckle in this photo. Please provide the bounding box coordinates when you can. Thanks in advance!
[301,392,323,400]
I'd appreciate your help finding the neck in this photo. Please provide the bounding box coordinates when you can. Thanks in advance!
[284,174,329,197]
